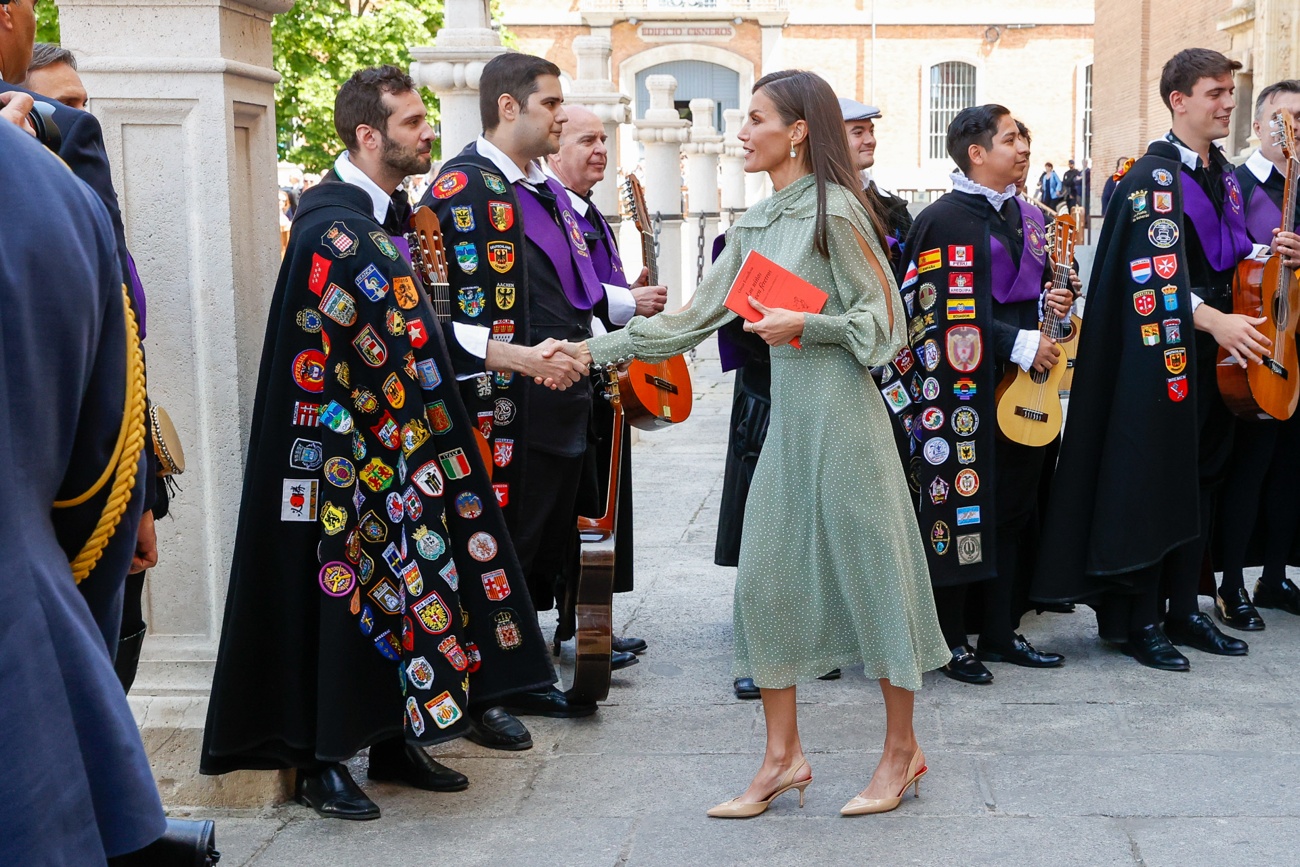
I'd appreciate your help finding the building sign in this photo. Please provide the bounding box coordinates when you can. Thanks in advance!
[638,23,735,42]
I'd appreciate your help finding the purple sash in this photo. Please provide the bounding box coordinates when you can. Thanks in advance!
[516,177,605,310]
[1179,168,1253,272]
[390,234,412,266]
[1245,182,1284,247]
[990,198,1048,304]
[126,253,147,339]
[573,202,627,287]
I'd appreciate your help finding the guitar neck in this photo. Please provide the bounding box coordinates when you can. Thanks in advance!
[1042,261,1072,336]
[429,281,451,323]
[640,228,658,286]
[1283,158,1298,236]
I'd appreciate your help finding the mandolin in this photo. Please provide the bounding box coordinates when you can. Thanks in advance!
[618,175,694,430]
[1218,108,1300,421]
[996,214,1076,447]
[409,206,493,473]
[567,364,626,704]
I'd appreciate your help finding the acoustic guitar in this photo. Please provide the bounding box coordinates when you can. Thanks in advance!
[408,206,493,473]
[567,364,626,704]
[618,175,694,430]
[1057,312,1083,396]
[996,214,1077,447]
[1218,108,1300,421]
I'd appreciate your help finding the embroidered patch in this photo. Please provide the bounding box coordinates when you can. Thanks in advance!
[488,200,514,232]
[322,222,358,257]
[293,349,326,393]
[452,205,475,231]
[431,171,469,199]
[486,240,515,273]
[370,232,400,260]
[281,479,319,521]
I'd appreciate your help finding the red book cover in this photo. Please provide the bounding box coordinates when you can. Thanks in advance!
[723,250,829,349]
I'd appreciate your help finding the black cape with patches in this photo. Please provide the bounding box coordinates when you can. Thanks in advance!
[202,181,554,773]
[1032,146,1200,602]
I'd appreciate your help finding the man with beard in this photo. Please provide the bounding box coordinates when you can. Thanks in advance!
[839,98,913,259]
[202,66,573,819]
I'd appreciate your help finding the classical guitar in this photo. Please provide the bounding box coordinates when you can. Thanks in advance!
[1218,108,1300,421]
[996,213,1076,447]
[619,175,694,430]
[1057,312,1083,397]
[409,206,493,473]
[567,364,626,704]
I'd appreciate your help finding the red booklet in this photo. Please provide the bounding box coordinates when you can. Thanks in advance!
[723,250,829,349]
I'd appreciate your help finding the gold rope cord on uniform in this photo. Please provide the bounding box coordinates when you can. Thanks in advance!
[52,282,147,583]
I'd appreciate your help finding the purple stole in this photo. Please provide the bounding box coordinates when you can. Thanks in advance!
[1179,167,1253,272]
[516,176,605,310]
[990,198,1048,304]
[1245,181,1284,247]
[390,234,412,266]
[572,199,627,287]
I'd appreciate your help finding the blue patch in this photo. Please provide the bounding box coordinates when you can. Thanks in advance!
[956,506,981,526]
[355,263,390,301]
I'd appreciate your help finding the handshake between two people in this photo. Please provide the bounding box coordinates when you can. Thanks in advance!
[488,337,594,391]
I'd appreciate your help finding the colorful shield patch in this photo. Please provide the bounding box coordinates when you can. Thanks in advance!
[487,200,514,232]
[292,349,326,393]
[431,171,469,199]
[496,282,516,310]
[352,325,388,367]
[1161,284,1178,311]
[319,400,353,433]
[401,419,431,456]
[1153,254,1178,279]
[1167,375,1188,402]
[455,242,479,274]
[370,232,400,260]
[1133,289,1157,317]
[452,205,475,232]
[309,253,330,295]
[412,460,444,497]
[392,275,419,310]
[383,372,406,409]
[481,172,507,195]
[493,438,514,468]
[426,400,452,434]
[945,326,982,373]
[439,447,471,480]
[426,690,464,729]
[1129,258,1153,284]
[493,609,522,650]
[407,318,429,348]
[458,286,486,317]
[1164,347,1187,375]
[322,221,358,257]
[487,241,515,274]
[359,457,395,492]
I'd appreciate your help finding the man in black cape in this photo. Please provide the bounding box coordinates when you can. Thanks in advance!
[1032,48,1268,670]
[202,67,569,819]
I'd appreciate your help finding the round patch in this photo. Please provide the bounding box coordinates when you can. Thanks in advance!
[455,492,483,519]
[319,561,356,597]
[1152,168,1173,187]
[923,437,950,465]
[921,339,941,372]
[324,457,355,487]
[297,309,323,333]
[920,406,945,431]
[919,282,937,311]
[922,377,940,401]
[951,407,979,436]
[292,349,326,393]
[1026,220,1046,258]
[494,398,516,427]
[386,491,405,523]
[1148,218,1179,249]
[467,531,498,562]
[955,468,980,496]
[416,528,447,560]
[431,170,469,199]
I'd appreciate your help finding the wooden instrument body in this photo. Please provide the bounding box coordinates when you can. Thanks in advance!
[1217,257,1300,420]
[1058,313,1083,395]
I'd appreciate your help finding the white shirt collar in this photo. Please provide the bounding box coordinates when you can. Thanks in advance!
[332,150,396,225]
[949,170,1018,210]
[1152,131,1230,173]
[1246,148,1278,183]
[475,136,549,187]
[539,161,591,215]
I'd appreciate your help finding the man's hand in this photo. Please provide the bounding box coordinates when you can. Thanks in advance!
[0,91,36,136]
[524,338,588,389]
[1068,269,1083,297]
[1032,334,1062,373]
[1272,229,1300,269]
[550,339,594,367]
[742,297,805,347]
[1044,283,1074,318]
[130,512,159,575]
[1199,306,1271,367]
[630,266,650,288]
[631,283,668,317]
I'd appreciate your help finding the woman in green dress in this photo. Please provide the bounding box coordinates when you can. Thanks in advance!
[579,70,949,818]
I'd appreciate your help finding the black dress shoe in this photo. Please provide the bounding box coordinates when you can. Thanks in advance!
[1164,612,1249,656]
[1119,625,1190,671]
[977,634,1065,668]
[942,646,993,684]
[612,635,648,655]
[733,677,760,700]
[295,763,381,820]
[1215,588,1265,631]
[367,738,469,792]
[500,687,598,718]
[466,706,533,751]
[611,650,640,671]
[817,669,842,680]
[1254,577,1300,616]
[107,818,220,866]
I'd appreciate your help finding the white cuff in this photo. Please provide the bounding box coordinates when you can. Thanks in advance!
[590,317,609,337]
[604,282,637,326]
[1250,243,1273,262]
[1190,292,1204,313]
[1011,328,1040,372]
[452,322,490,381]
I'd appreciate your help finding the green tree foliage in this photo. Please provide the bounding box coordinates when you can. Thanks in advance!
[36,3,61,46]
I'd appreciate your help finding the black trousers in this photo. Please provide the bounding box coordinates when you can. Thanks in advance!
[506,447,585,614]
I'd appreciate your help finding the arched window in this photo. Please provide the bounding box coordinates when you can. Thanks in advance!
[928,61,977,161]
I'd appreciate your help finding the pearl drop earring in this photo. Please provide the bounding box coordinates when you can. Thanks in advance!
[789,143,797,158]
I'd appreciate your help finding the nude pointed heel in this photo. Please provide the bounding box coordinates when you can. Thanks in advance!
[840,748,927,817]
[706,760,812,818]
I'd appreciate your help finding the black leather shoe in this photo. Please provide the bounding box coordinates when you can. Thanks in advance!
[107,818,220,866]
[977,634,1065,668]
[733,677,760,700]
[466,706,533,751]
[295,763,380,820]
[1164,612,1249,656]
[500,687,598,718]
[367,739,469,792]
[817,669,842,680]
[1215,588,1265,631]
[611,650,639,671]
[612,635,648,655]
[942,646,993,684]
[1254,577,1300,616]
[1119,625,1190,671]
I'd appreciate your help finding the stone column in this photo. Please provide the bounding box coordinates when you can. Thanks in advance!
[57,0,293,805]
[633,75,690,308]
[719,108,747,229]
[409,0,506,160]
[567,34,632,223]
[683,98,723,290]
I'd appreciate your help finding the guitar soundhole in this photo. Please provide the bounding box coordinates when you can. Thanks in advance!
[645,374,679,395]
[1030,369,1049,385]
[1273,291,1288,326]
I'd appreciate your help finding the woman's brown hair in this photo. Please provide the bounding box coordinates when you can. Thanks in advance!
[752,69,890,256]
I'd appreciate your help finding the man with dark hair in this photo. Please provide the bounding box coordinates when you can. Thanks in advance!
[1034,48,1268,670]
[202,64,568,820]
[1062,159,1082,211]
[839,97,913,256]
[22,41,85,109]
[1213,80,1300,629]
[894,104,1072,685]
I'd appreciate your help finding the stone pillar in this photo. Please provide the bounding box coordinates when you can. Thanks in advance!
[683,98,723,290]
[567,34,632,222]
[56,0,293,805]
[719,108,747,229]
[410,0,506,160]
[633,75,690,308]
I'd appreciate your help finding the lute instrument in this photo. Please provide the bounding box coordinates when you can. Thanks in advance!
[1218,108,1300,421]
[618,175,694,430]
[409,205,493,473]
[567,364,626,704]
[996,213,1076,447]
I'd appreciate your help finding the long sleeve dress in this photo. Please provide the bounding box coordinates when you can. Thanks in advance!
[588,175,948,690]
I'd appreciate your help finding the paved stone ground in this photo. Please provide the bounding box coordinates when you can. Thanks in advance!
[198,337,1300,867]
